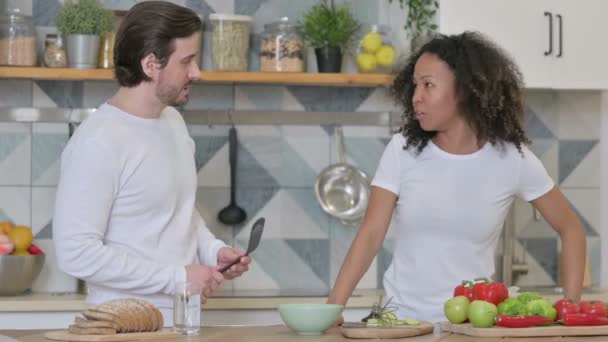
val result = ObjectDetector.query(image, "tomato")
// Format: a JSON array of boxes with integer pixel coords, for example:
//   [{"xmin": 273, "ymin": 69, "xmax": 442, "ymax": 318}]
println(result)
[
  {"xmin": 554, "ymin": 299, "xmax": 580, "ymax": 320},
  {"xmin": 579, "ymin": 301, "xmax": 607, "ymax": 317},
  {"xmin": 467, "ymin": 300, "xmax": 497, "ymax": 328},
  {"xmin": 444, "ymin": 296, "xmax": 469, "ymax": 324}
]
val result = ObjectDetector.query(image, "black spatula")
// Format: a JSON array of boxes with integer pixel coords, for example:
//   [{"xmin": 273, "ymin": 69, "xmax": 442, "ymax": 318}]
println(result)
[{"xmin": 219, "ymin": 217, "xmax": 265, "ymax": 273}]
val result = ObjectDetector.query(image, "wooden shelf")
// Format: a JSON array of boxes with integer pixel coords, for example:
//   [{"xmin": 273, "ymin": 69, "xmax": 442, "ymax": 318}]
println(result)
[{"xmin": 0, "ymin": 67, "xmax": 394, "ymax": 86}]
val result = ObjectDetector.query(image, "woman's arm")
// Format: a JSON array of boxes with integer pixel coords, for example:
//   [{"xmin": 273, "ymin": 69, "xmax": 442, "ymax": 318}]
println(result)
[
  {"xmin": 327, "ymin": 186, "xmax": 397, "ymax": 306},
  {"xmin": 531, "ymin": 186, "xmax": 586, "ymax": 301}
]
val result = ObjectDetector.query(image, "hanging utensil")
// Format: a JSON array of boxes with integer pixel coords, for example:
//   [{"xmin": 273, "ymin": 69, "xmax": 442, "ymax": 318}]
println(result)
[
  {"xmin": 219, "ymin": 217, "xmax": 265, "ymax": 273},
  {"xmin": 314, "ymin": 126, "xmax": 370, "ymax": 225},
  {"xmin": 218, "ymin": 126, "xmax": 247, "ymax": 225}
]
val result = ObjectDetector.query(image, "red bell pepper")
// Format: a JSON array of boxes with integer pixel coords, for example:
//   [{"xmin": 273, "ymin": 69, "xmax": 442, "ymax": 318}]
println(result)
[
  {"xmin": 563, "ymin": 313, "xmax": 608, "ymax": 326},
  {"xmin": 496, "ymin": 314, "xmax": 553, "ymax": 328},
  {"xmin": 579, "ymin": 301, "xmax": 607, "ymax": 317},
  {"xmin": 472, "ymin": 277, "xmax": 508, "ymax": 306},
  {"xmin": 453, "ymin": 280, "xmax": 474, "ymax": 301},
  {"xmin": 554, "ymin": 299, "xmax": 580, "ymax": 321}
]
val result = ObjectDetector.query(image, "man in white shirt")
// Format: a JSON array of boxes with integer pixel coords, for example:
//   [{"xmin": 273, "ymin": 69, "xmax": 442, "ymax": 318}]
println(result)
[{"xmin": 52, "ymin": 1, "xmax": 250, "ymax": 324}]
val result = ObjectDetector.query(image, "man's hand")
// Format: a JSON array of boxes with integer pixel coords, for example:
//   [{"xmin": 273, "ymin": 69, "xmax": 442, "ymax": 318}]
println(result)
[
  {"xmin": 217, "ymin": 246, "xmax": 251, "ymax": 279},
  {"xmin": 185, "ymin": 264, "xmax": 224, "ymax": 303}
]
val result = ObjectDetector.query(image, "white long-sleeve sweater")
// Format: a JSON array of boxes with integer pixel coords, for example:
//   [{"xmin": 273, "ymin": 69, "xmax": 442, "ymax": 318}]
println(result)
[{"xmin": 53, "ymin": 104, "xmax": 225, "ymax": 324}]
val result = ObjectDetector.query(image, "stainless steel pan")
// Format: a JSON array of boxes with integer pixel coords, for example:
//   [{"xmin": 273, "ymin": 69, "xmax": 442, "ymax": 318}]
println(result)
[{"xmin": 315, "ymin": 126, "xmax": 370, "ymax": 225}]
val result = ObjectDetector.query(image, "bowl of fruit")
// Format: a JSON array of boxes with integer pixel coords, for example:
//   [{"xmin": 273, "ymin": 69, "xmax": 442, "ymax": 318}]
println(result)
[{"xmin": 0, "ymin": 221, "xmax": 45, "ymax": 296}]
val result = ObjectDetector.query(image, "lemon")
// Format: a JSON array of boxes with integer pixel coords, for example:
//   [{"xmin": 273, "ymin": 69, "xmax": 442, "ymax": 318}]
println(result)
[
  {"xmin": 376, "ymin": 45, "xmax": 396, "ymax": 67},
  {"xmin": 7, "ymin": 226, "xmax": 33, "ymax": 250},
  {"xmin": 361, "ymin": 32, "xmax": 383, "ymax": 53},
  {"xmin": 356, "ymin": 53, "xmax": 377, "ymax": 73}
]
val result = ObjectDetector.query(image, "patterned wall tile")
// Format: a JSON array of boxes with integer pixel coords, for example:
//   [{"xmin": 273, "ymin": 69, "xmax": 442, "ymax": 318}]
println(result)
[
  {"xmin": 285, "ymin": 239, "xmax": 330, "ymax": 287},
  {"xmin": 518, "ymin": 237, "xmax": 559, "ymax": 284},
  {"xmin": 525, "ymin": 107, "xmax": 555, "ymax": 139},
  {"xmin": 562, "ymin": 188, "xmax": 599, "ymax": 237},
  {"xmin": 234, "ymin": 85, "xmax": 284, "ymax": 111},
  {"xmin": 83, "ymin": 81, "xmax": 118, "ymax": 108},
  {"xmin": 329, "ymin": 220, "xmax": 378, "ymax": 289},
  {"xmin": 32, "ymin": 187, "xmax": 56, "ymax": 237},
  {"xmin": 556, "ymin": 91, "xmax": 602, "ymax": 140},
  {"xmin": 32, "ymin": 123, "xmax": 68, "ymax": 186},
  {"xmin": 512, "ymin": 239, "xmax": 557, "ymax": 288},
  {"xmin": 561, "ymin": 143, "xmax": 600, "ymax": 188},
  {"xmin": 356, "ymin": 88, "xmax": 400, "ymax": 113},
  {"xmin": 558, "ymin": 140, "xmax": 598, "ymax": 184},
  {"xmin": 281, "ymin": 187, "xmax": 331, "ymax": 237},
  {"xmin": 32, "ymin": 0, "xmax": 58, "ymax": 26},
  {"xmin": 0, "ymin": 186, "xmax": 31, "ymax": 227},
  {"xmin": 0, "ymin": 80, "xmax": 32, "ymax": 107},
  {"xmin": 195, "ymin": 187, "xmax": 233, "ymax": 246},
  {"xmin": 525, "ymin": 90, "xmax": 558, "ymax": 137},
  {"xmin": 235, "ymin": 239, "xmax": 328, "ymax": 290},
  {"xmin": 281, "ymin": 126, "xmax": 330, "ymax": 174},
  {"xmin": 0, "ymin": 123, "xmax": 31, "ymax": 186},
  {"xmin": 286, "ymin": 86, "xmax": 374, "ymax": 112},
  {"xmin": 183, "ymin": 84, "xmax": 233, "ymax": 111},
  {"xmin": 35, "ymin": 80, "xmax": 83, "ymax": 108}
]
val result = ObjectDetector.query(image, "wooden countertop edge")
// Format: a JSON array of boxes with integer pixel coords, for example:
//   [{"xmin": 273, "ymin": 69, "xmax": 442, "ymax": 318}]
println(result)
[{"xmin": 0, "ymin": 293, "xmax": 379, "ymax": 312}]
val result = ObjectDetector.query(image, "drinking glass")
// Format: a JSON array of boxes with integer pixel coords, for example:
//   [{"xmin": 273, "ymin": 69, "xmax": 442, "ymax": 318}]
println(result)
[{"xmin": 173, "ymin": 281, "xmax": 202, "ymax": 336}]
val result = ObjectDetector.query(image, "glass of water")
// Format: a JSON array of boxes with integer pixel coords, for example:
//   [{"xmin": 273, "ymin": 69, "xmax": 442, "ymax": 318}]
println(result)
[{"xmin": 173, "ymin": 281, "xmax": 202, "ymax": 336}]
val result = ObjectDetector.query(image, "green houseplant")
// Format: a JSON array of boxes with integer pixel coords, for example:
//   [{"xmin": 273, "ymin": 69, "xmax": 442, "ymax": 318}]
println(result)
[
  {"xmin": 389, "ymin": 0, "xmax": 438, "ymax": 53},
  {"xmin": 55, "ymin": 0, "xmax": 114, "ymax": 69},
  {"xmin": 300, "ymin": 0, "xmax": 360, "ymax": 73}
]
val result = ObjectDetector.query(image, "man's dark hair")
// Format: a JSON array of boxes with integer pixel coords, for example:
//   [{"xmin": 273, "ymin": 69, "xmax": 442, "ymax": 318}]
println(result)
[
  {"xmin": 391, "ymin": 31, "xmax": 529, "ymax": 154},
  {"xmin": 114, "ymin": 1, "xmax": 201, "ymax": 87}
]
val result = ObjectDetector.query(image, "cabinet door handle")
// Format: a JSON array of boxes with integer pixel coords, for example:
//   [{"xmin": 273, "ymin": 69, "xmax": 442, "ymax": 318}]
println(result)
[
  {"xmin": 544, "ymin": 11, "xmax": 553, "ymax": 56},
  {"xmin": 556, "ymin": 14, "xmax": 563, "ymax": 57}
]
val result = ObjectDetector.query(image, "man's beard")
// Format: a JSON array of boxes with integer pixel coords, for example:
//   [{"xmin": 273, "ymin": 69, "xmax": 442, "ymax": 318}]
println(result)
[{"xmin": 157, "ymin": 82, "xmax": 190, "ymax": 107}]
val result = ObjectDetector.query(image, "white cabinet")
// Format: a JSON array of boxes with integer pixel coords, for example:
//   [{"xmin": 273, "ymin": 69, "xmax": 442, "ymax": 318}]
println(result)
[{"xmin": 438, "ymin": 0, "xmax": 608, "ymax": 89}]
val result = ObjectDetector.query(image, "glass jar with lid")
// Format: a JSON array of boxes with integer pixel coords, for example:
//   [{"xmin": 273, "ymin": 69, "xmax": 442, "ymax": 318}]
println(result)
[
  {"xmin": 260, "ymin": 17, "xmax": 305, "ymax": 72},
  {"xmin": 0, "ymin": 9, "xmax": 36, "ymax": 66},
  {"xmin": 43, "ymin": 34, "xmax": 67, "ymax": 68},
  {"xmin": 209, "ymin": 14, "xmax": 252, "ymax": 71}
]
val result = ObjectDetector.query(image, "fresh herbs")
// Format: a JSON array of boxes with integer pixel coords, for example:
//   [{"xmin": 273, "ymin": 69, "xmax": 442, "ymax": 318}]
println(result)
[
  {"xmin": 56, "ymin": 0, "xmax": 114, "ymax": 35},
  {"xmin": 300, "ymin": 0, "xmax": 361, "ymax": 51},
  {"xmin": 389, "ymin": 0, "xmax": 438, "ymax": 51},
  {"xmin": 362, "ymin": 297, "xmax": 398, "ymax": 325}
]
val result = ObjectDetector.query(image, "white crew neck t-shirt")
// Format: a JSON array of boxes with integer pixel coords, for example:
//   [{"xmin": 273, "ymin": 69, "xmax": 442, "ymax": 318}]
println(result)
[{"xmin": 371, "ymin": 133, "xmax": 554, "ymax": 322}]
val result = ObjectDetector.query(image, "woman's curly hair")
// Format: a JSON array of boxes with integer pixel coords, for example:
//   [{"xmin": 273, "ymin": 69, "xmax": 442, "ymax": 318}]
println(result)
[{"xmin": 391, "ymin": 31, "xmax": 530, "ymax": 154}]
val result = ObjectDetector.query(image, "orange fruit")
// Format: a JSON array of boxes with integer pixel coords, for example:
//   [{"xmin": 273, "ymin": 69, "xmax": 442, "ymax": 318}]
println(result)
[
  {"xmin": 12, "ymin": 248, "xmax": 29, "ymax": 256},
  {"xmin": 7, "ymin": 226, "xmax": 33, "ymax": 250},
  {"xmin": 0, "ymin": 221, "xmax": 14, "ymax": 234}
]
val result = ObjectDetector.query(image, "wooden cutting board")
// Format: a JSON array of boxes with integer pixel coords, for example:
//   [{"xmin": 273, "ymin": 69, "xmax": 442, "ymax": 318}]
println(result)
[
  {"xmin": 441, "ymin": 322, "xmax": 608, "ymax": 337},
  {"xmin": 44, "ymin": 330, "xmax": 181, "ymax": 341},
  {"xmin": 341, "ymin": 321, "xmax": 434, "ymax": 339}
]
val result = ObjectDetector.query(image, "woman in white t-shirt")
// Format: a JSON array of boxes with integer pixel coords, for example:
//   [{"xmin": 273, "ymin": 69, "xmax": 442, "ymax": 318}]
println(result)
[{"xmin": 327, "ymin": 32, "xmax": 586, "ymax": 323}]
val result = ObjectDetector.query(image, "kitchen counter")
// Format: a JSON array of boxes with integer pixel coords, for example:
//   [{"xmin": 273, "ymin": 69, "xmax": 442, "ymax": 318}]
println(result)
[
  {"xmin": 1, "ymin": 288, "xmax": 606, "ymax": 312},
  {"xmin": 3, "ymin": 326, "xmax": 608, "ymax": 342},
  {"xmin": 0, "ymin": 289, "xmax": 382, "ymax": 312}
]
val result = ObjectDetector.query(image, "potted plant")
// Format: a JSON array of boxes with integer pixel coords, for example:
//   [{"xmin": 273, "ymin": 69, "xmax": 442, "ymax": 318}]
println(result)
[
  {"xmin": 389, "ymin": 0, "xmax": 438, "ymax": 53},
  {"xmin": 300, "ymin": 0, "xmax": 360, "ymax": 73},
  {"xmin": 56, "ymin": 0, "xmax": 114, "ymax": 69}
]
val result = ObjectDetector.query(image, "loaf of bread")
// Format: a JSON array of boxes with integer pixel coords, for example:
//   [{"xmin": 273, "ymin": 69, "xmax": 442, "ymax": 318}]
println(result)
[{"xmin": 72, "ymin": 298, "xmax": 163, "ymax": 335}]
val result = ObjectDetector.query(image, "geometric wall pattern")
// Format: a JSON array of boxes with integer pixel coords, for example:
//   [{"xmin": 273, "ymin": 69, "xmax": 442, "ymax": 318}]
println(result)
[{"xmin": 0, "ymin": 1, "xmax": 602, "ymax": 294}]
